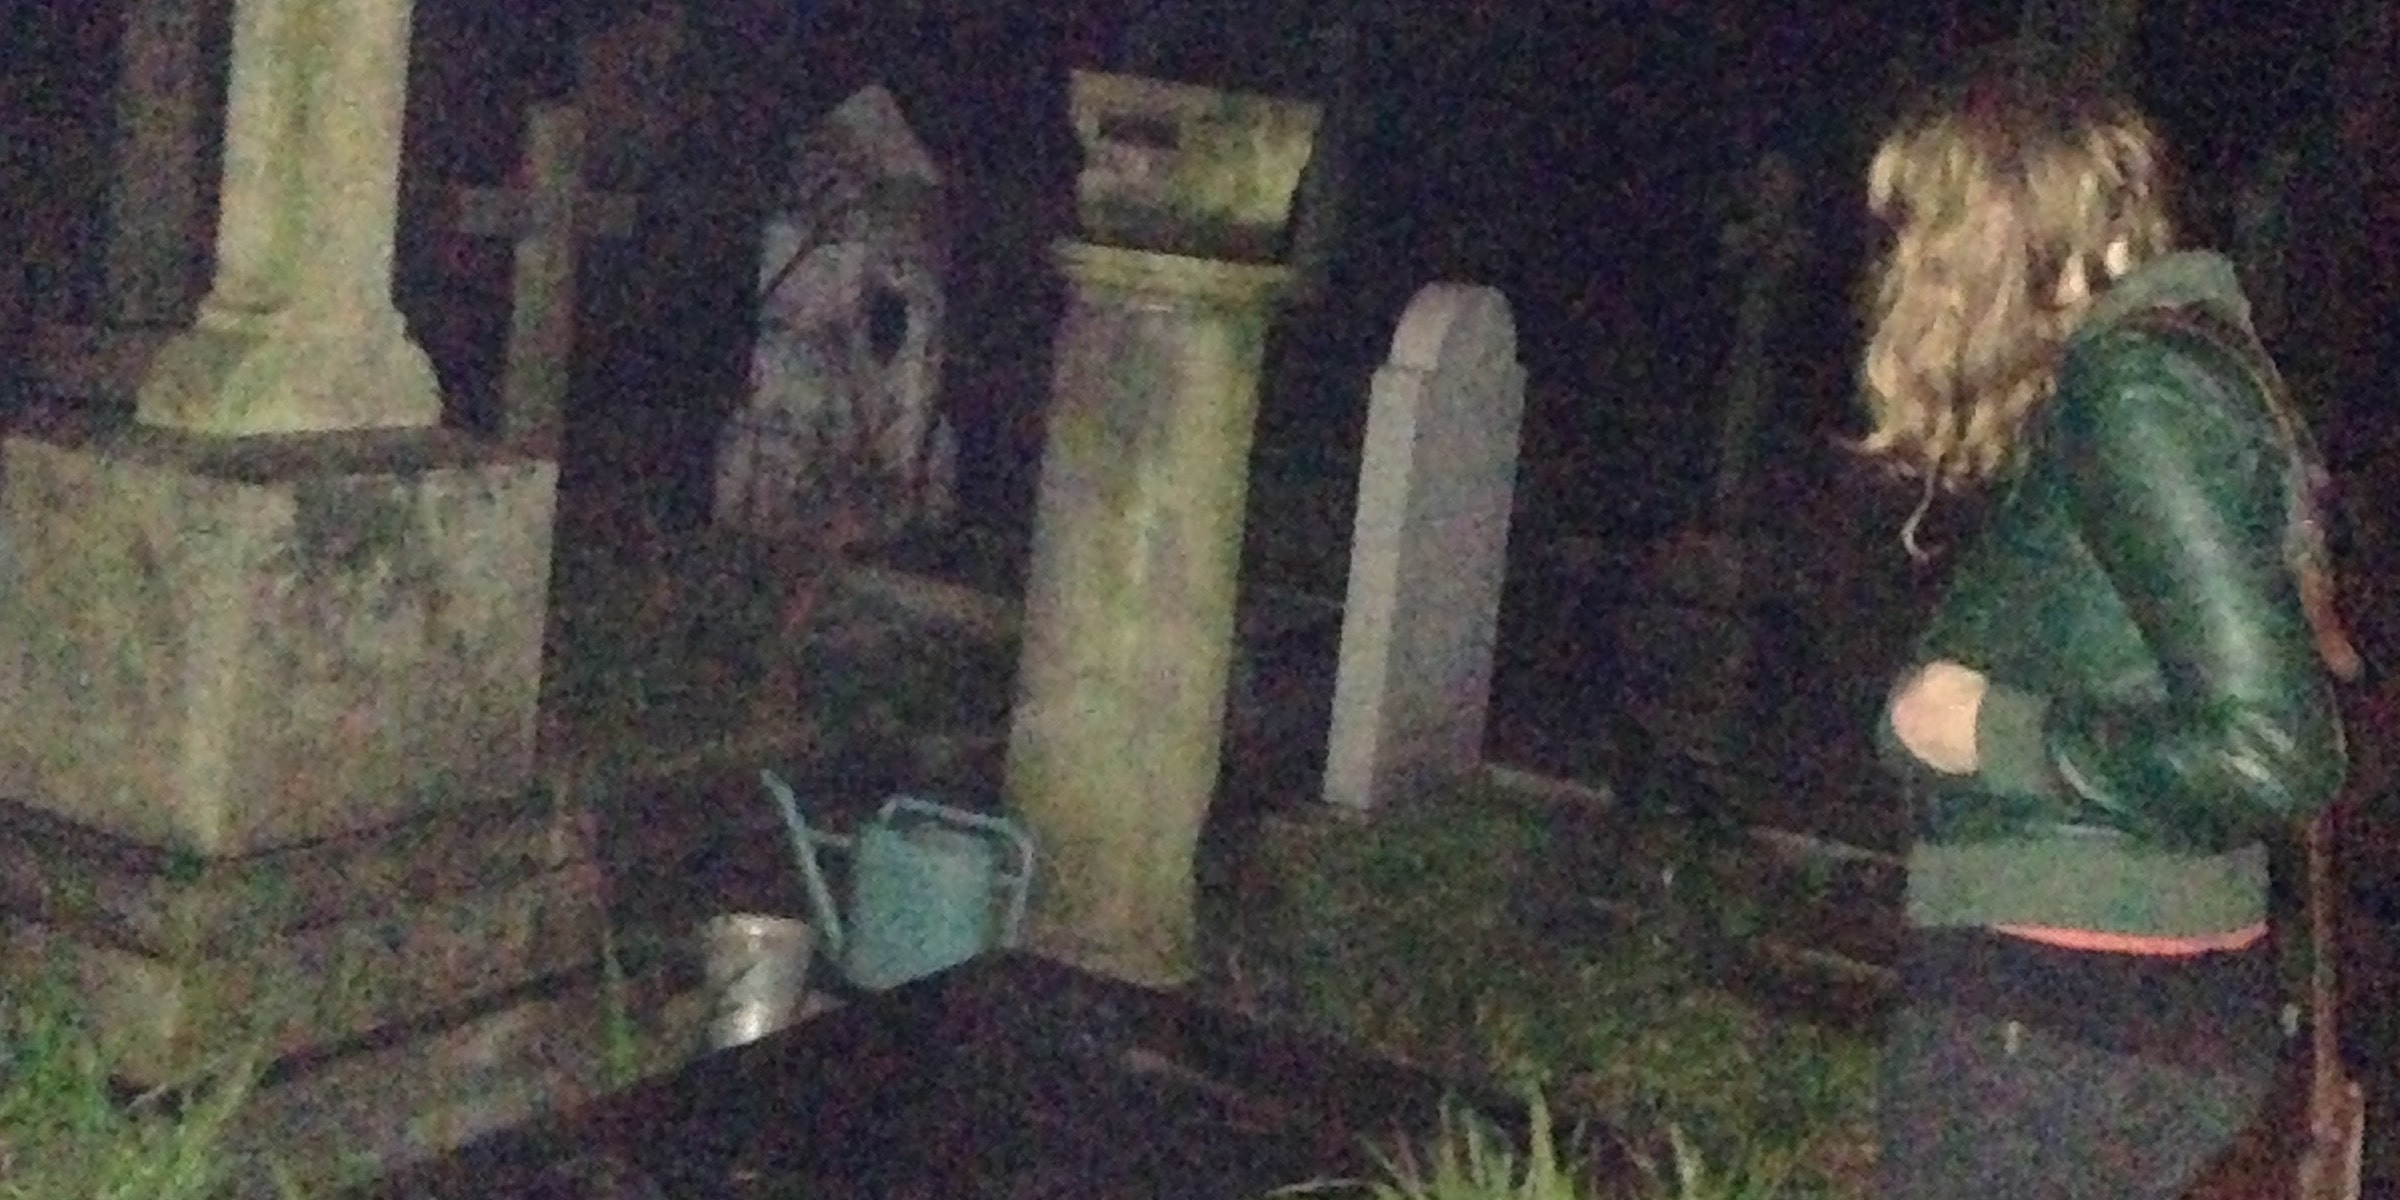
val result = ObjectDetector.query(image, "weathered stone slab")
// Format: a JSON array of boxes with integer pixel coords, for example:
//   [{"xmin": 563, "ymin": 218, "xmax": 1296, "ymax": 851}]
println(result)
[
  {"xmin": 219, "ymin": 965, "xmax": 721, "ymax": 1194},
  {"xmin": 0, "ymin": 423, "xmax": 556, "ymax": 856}
]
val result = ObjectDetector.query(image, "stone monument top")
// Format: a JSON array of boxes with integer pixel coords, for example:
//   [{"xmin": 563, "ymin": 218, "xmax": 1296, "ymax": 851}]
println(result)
[
  {"xmin": 1066, "ymin": 69, "xmax": 1321, "ymax": 263},
  {"xmin": 810, "ymin": 84, "xmax": 942, "ymax": 190}
]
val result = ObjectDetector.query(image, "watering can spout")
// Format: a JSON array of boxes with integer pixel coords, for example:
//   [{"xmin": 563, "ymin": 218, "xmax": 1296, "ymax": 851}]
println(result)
[{"xmin": 760, "ymin": 769, "xmax": 845, "ymax": 961}]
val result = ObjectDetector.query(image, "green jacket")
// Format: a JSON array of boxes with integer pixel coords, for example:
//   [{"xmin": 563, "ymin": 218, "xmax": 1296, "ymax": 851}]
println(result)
[{"xmin": 1880, "ymin": 251, "xmax": 2348, "ymax": 936}]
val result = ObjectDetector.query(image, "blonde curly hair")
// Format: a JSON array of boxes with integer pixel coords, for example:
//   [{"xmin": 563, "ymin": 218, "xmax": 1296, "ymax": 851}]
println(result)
[{"xmin": 1855, "ymin": 46, "xmax": 2176, "ymax": 549}]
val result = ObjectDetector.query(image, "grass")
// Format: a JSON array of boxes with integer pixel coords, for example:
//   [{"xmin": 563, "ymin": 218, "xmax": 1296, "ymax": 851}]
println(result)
[
  {"xmin": 1275, "ymin": 1095, "xmax": 1801, "ymax": 1200},
  {"xmin": 0, "ymin": 954, "xmax": 271, "ymax": 1200},
  {"xmin": 0, "ymin": 927, "xmax": 666, "ymax": 1200},
  {"xmin": 1203, "ymin": 784, "xmax": 1879, "ymax": 1198}
]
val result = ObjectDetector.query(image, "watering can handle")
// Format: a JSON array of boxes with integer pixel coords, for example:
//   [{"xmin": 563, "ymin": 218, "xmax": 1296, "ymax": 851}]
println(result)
[
  {"xmin": 761, "ymin": 769, "xmax": 846, "ymax": 959},
  {"xmin": 878, "ymin": 796, "xmax": 1038, "ymax": 950}
]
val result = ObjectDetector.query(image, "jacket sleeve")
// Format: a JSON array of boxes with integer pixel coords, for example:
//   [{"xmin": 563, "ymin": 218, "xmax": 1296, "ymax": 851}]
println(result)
[{"xmin": 2035, "ymin": 336, "xmax": 2346, "ymax": 850}]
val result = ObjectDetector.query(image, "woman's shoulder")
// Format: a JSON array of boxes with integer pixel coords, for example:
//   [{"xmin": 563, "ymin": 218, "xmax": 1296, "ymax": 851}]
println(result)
[{"xmin": 2055, "ymin": 306, "xmax": 2282, "ymax": 442}]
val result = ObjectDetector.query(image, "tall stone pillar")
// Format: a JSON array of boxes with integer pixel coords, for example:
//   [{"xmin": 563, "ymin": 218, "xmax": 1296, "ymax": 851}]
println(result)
[
  {"xmin": 1005, "ymin": 71, "xmax": 1318, "ymax": 987},
  {"xmin": 0, "ymin": 0, "xmax": 619, "ymax": 1182},
  {"xmin": 136, "ymin": 0, "xmax": 440, "ymax": 435}
]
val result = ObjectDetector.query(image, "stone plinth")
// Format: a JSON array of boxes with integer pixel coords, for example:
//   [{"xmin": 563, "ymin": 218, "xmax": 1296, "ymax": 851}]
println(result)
[
  {"xmin": 0, "ymin": 424, "xmax": 555, "ymax": 856},
  {"xmin": 0, "ymin": 791, "xmax": 604, "ymax": 1088},
  {"xmin": 136, "ymin": 308, "xmax": 441, "ymax": 437},
  {"xmin": 211, "ymin": 956, "xmax": 719, "ymax": 1193},
  {"xmin": 1004, "ymin": 241, "xmax": 1289, "ymax": 987}
]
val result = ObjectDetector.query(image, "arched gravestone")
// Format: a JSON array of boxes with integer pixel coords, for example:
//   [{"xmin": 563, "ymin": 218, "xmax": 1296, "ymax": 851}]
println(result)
[
  {"xmin": 713, "ymin": 84, "xmax": 954, "ymax": 545},
  {"xmin": 1323, "ymin": 284, "xmax": 1526, "ymax": 813}
]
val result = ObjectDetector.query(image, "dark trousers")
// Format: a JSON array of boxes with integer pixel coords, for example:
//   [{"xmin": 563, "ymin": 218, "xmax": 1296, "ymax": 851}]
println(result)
[{"xmin": 1877, "ymin": 928, "xmax": 2287, "ymax": 1199}]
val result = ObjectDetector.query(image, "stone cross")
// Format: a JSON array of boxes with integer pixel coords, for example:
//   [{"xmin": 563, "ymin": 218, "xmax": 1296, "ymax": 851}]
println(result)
[
  {"xmin": 135, "ymin": 0, "xmax": 441, "ymax": 434},
  {"xmin": 573, "ymin": 5, "xmax": 690, "ymax": 190},
  {"xmin": 456, "ymin": 105, "xmax": 638, "ymax": 452},
  {"xmin": 1322, "ymin": 284, "xmax": 1526, "ymax": 814}
]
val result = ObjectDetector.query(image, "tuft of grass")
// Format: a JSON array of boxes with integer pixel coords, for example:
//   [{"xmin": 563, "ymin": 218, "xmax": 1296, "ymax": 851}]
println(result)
[
  {"xmin": 0, "ymin": 959, "xmax": 269, "ymax": 1200},
  {"xmin": 1271, "ymin": 1090, "xmax": 1800, "ymax": 1200},
  {"xmin": 1274, "ymin": 1091, "xmax": 1604, "ymax": 1200}
]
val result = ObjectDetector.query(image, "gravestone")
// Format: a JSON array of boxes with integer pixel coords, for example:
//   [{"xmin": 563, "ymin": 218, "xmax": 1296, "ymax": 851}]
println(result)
[
  {"xmin": 454, "ymin": 104, "xmax": 639, "ymax": 453},
  {"xmin": 1321, "ymin": 284, "xmax": 1526, "ymax": 814},
  {"xmin": 713, "ymin": 84, "xmax": 955, "ymax": 544},
  {"xmin": 0, "ymin": 0, "xmax": 654, "ymax": 1185}
]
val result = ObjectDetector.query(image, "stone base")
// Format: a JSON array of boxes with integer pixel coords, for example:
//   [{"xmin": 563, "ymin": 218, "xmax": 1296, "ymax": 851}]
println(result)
[
  {"xmin": 0, "ymin": 792, "xmax": 605, "ymax": 1087},
  {"xmin": 0, "ymin": 422, "xmax": 557, "ymax": 855},
  {"xmin": 218, "ymin": 966, "xmax": 723, "ymax": 1196},
  {"xmin": 135, "ymin": 310, "xmax": 442, "ymax": 436}
]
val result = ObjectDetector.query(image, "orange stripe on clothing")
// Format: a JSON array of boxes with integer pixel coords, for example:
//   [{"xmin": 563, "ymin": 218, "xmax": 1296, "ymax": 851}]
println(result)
[{"xmin": 1991, "ymin": 921, "xmax": 2270, "ymax": 956}]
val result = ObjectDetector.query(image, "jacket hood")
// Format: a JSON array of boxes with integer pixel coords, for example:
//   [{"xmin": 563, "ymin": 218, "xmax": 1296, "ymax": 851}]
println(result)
[{"xmin": 2076, "ymin": 250, "xmax": 2255, "ymax": 343}]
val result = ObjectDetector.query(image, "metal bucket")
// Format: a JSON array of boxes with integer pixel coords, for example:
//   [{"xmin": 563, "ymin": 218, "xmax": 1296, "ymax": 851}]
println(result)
[{"xmin": 699, "ymin": 913, "xmax": 814, "ymax": 1050}]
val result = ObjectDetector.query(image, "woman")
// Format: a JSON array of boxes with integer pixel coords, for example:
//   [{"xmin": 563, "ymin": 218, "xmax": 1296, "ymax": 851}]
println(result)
[{"xmin": 1857, "ymin": 46, "xmax": 2356, "ymax": 1197}]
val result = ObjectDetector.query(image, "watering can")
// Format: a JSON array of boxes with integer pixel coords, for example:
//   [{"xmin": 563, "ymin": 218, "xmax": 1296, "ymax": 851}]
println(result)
[{"xmin": 759, "ymin": 769, "xmax": 1035, "ymax": 992}]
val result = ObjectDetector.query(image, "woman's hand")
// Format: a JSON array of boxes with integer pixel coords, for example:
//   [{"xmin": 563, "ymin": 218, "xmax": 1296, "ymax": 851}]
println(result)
[{"xmin": 1891, "ymin": 660, "xmax": 1989, "ymax": 775}]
